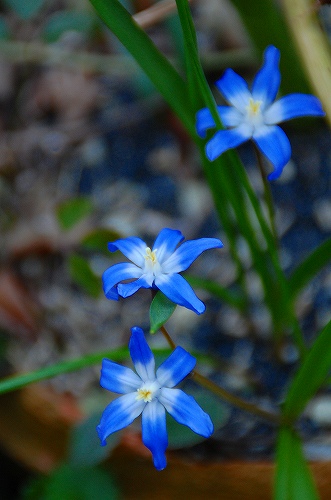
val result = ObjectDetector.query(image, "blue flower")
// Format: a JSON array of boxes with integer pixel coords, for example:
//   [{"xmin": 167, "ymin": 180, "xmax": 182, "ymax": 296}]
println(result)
[
  {"xmin": 97, "ymin": 326, "xmax": 213, "ymax": 470},
  {"xmin": 102, "ymin": 228, "xmax": 223, "ymax": 314},
  {"xmin": 196, "ymin": 45, "xmax": 325, "ymax": 180}
]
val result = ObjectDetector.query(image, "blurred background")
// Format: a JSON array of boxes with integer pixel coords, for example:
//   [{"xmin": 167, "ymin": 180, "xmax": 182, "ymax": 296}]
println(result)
[{"xmin": 0, "ymin": 0, "xmax": 330, "ymax": 498}]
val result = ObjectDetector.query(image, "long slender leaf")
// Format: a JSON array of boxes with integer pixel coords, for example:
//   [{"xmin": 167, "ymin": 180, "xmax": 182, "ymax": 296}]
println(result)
[
  {"xmin": 185, "ymin": 275, "xmax": 246, "ymax": 310},
  {"xmin": 283, "ymin": 318, "xmax": 331, "ymax": 420},
  {"xmin": 275, "ymin": 427, "xmax": 318, "ymax": 500},
  {"xmin": 175, "ymin": 0, "xmax": 299, "ymax": 343},
  {"xmin": 89, "ymin": 0, "xmax": 194, "ymax": 135},
  {"xmin": 0, "ymin": 346, "xmax": 170, "ymax": 395},
  {"xmin": 288, "ymin": 237, "xmax": 331, "ymax": 298}
]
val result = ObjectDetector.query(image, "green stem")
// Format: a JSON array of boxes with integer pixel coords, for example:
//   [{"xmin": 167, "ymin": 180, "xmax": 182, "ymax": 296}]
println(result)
[
  {"xmin": 160, "ymin": 324, "xmax": 281, "ymax": 424},
  {"xmin": 254, "ymin": 144, "xmax": 278, "ymax": 243},
  {"xmin": 192, "ymin": 371, "xmax": 280, "ymax": 424}
]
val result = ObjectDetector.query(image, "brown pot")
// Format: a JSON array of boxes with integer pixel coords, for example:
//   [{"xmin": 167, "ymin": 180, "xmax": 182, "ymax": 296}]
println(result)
[
  {"xmin": 0, "ymin": 384, "xmax": 330, "ymax": 499},
  {"xmin": 107, "ymin": 441, "xmax": 331, "ymax": 500}
]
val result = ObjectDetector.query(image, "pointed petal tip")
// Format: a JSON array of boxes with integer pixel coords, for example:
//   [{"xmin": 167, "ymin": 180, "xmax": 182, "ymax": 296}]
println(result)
[
  {"xmin": 96, "ymin": 425, "xmax": 107, "ymax": 446},
  {"xmin": 195, "ymin": 302, "xmax": 206, "ymax": 315},
  {"xmin": 130, "ymin": 325, "xmax": 145, "ymax": 337},
  {"xmin": 154, "ymin": 461, "xmax": 167, "ymax": 471},
  {"xmin": 267, "ymin": 169, "xmax": 282, "ymax": 181},
  {"xmin": 265, "ymin": 44, "xmax": 280, "ymax": 58},
  {"xmin": 206, "ymin": 144, "xmax": 219, "ymax": 162},
  {"xmin": 203, "ymin": 416, "xmax": 214, "ymax": 438}
]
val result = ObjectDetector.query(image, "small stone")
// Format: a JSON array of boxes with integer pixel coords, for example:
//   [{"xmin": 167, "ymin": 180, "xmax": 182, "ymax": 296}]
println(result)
[
  {"xmin": 313, "ymin": 198, "xmax": 331, "ymax": 231},
  {"xmin": 307, "ymin": 396, "xmax": 331, "ymax": 425}
]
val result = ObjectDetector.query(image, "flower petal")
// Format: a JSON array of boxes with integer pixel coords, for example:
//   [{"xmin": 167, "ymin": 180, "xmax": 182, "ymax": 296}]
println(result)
[
  {"xmin": 97, "ymin": 393, "xmax": 145, "ymax": 445},
  {"xmin": 253, "ymin": 125, "xmax": 291, "ymax": 180},
  {"xmin": 108, "ymin": 236, "xmax": 147, "ymax": 267},
  {"xmin": 218, "ymin": 106, "xmax": 243, "ymax": 127},
  {"xmin": 102, "ymin": 262, "xmax": 142, "ymax": 300},
  {"xmin": 156, "ymin": 346, "xmax": 196, "ymax": 388},
  {"xmin": 129, "ymin": 327, "xmax": 156, "ymax": 382},
  {"xmin": 215, "ymin": 68, "xmax": 251, "ymax": 111},
  {"xmin": 142, "ymin": 400, "xmax": 168, "ymax": 470},
  {"xmin": 196, "ymin": 106, "xmax": 242, "ymax": 138},
  {"xmin": 264, "ymin": 93, "xmax": 325, "ymax": 124},
  {"xmin": 117, "ymin": 274, "xmax": 153, "ymax": 298},
  {"xmin": 206, "ymin": 124, "xmax": 252, "ymax": 161},
  {"xmin": 196, "ymin": 107, "xmax": 216, "ymax": 138},
  {"xmin": 159, "ymin": 388, "xmax": 214, "ymax": 437},
  {"xmin": 100, "ymin": 359, "xmax": 141, "ymax": 393},
  {"xmin": 252, "ymin": 45, "xmax": 280, "ymax": 108},
  {"xmin": 162, "ymin": 238, "xmax": 223, "ymax": 274},
  {"xmin": 155, "ymin": 273, "xmax": 205, "ymax": 314},
  {"xmin": 152, "ymin": 228, "xmax": 184, "ymax": 264}
]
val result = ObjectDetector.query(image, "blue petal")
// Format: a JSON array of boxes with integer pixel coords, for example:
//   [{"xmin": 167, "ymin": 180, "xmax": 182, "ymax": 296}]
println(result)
[
  {"xmin": 152, "ymin": 228, "xmax": 184, "ymax": 264},
  {"xmin": 206, "ymin": 124, "xmax": 252, "ymax": 161},
  {"xmin": 142, "ymin": 400, "xmax": 168, "ymax": 470},
  {"xmin": 155, "ymin": 273, "xmax": 205, "ymax": 314},
  {"xmin": 108, "ymin": 236, "xmax": 147, "ymax": 267},
  {"xmin": 253, "ymin": 125, "xmax": 291, "ymax": 181},
  {"xmin": 156, "ymin": 346, "xmax": 196, "ymax": 388},
  {"xmin": 215, "ymin": 68, "xmax": 251, "ymax": 111},
  {"xmin": 196, "ymin": 107, "xmax": 242, "ymax": 138},
  {"xmin": 129, "ymin": 327, "xmax": 156, "ymax": 382},
  {"xmin": 159, "ymin": 388, "xmax": 213, "ymax": 437},
  {"xmin": 117, "ymin": 274, "xmax": 153, "ymax": 298},
  {"xmin": 97, "ymin": 393, "xmax": 145, "ymax": 445},
  {"xmin": 218, "ymin": 106, "xmax": 243, "ymax": 127},
  {"xmin": 162, "ymin": 238, "xmax": 223, "ymax": 274},
  {"xmin": 196, "ymin": 107, "xmax": 216, "ymax": 138},
  {"xmin": 100, "ymin": 359, "xmax": 141, "ymax": 393},
  {"xmin": 264, "ymin": 93, "xmax": 325, "ymax": 124},
  {"xmin": 252, "ymin": 45, "xmax": 280, "ymax": 108},
  {"xmin": 102, "ymin": 263, "xmax": 142, "ymax": 300}
]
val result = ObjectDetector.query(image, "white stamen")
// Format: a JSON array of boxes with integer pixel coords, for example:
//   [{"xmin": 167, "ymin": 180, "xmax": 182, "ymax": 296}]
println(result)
[
  {"xmin": 143, "ymin": 247, "xmax": 162, "ymax": 276},
  {"xmin": 135, "ymin": 381, "xmax": 160, "ymax": 403}
]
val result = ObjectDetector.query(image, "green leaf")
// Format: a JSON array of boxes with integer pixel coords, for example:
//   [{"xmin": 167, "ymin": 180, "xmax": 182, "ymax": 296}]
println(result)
[
  {"xmin": 57, "ymin": 197, "xmax": 93, "ymax": 231},
  {"xmin": 283, "ymin": 318, "xmax": 331, "ymax": 420},
  {"xmin": 68, "ymin": 253, "xmax": 101, "ymax": 298},
  {"xmin": 0, "ymin": 345, "xmax": 170, "ymax": 395},
  {"xmin": 149, "ymin": 291, "xmax": 177, "ymax": 334},
  {"xmin": 81, "ymin": 228, "xmax": 121, "ymax": 254},
  {"xmin": 43, "ymin": 11, "xmax": 96, "ymax": 43},
  {"xmin": 175, "ymin": 0, "xmax": 297, "ymax": 345},
  {"xmin": 275, "ymin": 427, "xmax": 318, "ymax": 500},
  {"xmin": 288, "ymin": 237, "xmax": 331, "ymax": 298},
  {"xmin": 88, "ymin": 0, "xmax": 194, "ymax": 136},
  {"xmin": 23, "ymin": 463, "xmax": 119, "ymax": 500},
  {"xmin": 68, "ymin": 413, "xmax": 120, "ymax": 467},
  {"xmin": 185, "ymin": 275, "xmax": 246, "ymax": 310},
  {"xmin": 3, "ymin": 0, "xmax": 45, "ymax": 19},
  {"xmin": 167, "ymin": 386, "xmax": 229, "ymax": 449}
]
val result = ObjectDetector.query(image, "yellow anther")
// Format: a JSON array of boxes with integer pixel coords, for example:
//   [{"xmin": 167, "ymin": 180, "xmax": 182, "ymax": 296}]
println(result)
[
  {"xmin": 247, "ymin": 97, "xmax": 262, "ymax": 116},
  {"xmin": 136, "ymin": 388, "xmax": 153, "ymax": 402},
  {"xmin": 145, "ymin": 247, "xmax": 158, "ymax": 264}
]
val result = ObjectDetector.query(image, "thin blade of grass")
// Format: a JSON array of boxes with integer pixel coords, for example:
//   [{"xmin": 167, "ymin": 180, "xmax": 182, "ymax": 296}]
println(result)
[
  {"xmin": 275, "ymin": 427, "xmax": 318, "ymax": 500},
  {"xmin": 89, "ymin": 0, "xmax": 194, "ymax": 135}
]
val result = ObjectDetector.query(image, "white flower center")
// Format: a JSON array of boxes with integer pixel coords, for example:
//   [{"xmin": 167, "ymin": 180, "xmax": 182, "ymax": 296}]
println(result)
[
  {"xmin": 143, "ymin": 247, "xmax": 162, "ymax": 276},
  {"xmin": 136, "ymin": 381, "xmax": 160, "ymax": 402},
  {"xmin": 245, "ymin": 97, "xmax": 264, "ymax": 128}
]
